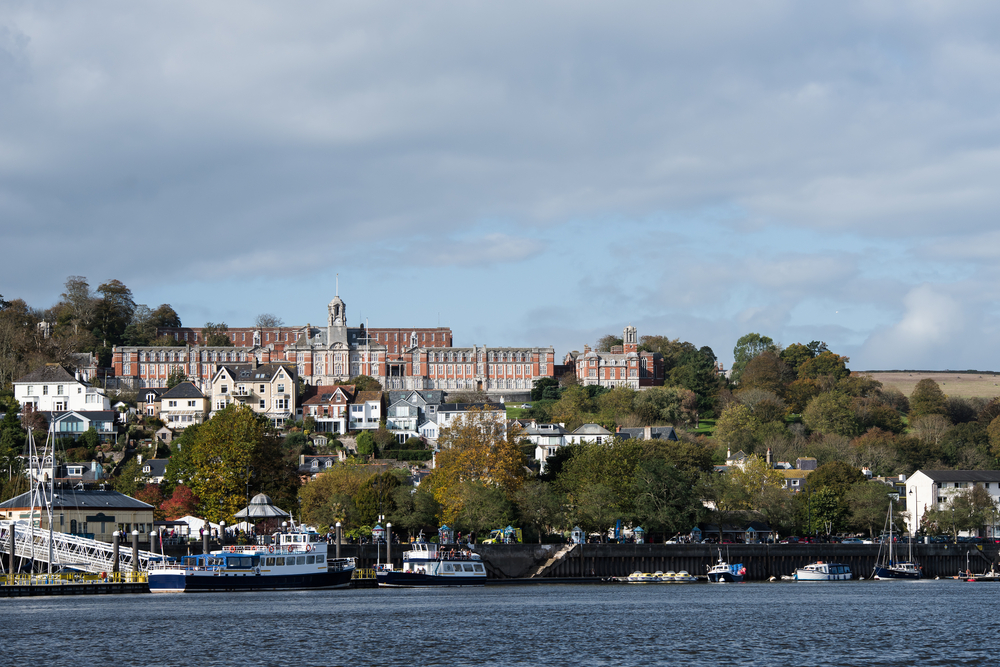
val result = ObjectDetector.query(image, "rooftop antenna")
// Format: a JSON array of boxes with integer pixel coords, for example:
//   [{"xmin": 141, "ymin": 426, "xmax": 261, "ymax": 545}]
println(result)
[{"xmin": 336, "ymin": 273, "xmax": 339, "ymax": 298}]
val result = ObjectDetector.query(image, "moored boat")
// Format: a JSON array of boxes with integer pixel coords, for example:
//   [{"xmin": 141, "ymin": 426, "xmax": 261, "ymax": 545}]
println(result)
[
  {"xmin": 794, "ymin": 561, "xmax": 852, "ymax": 581},
  {"xmin": 147, "ymin": 526, "xmax": 355, "ymax": 593},
  {"xmin": 375, "ymin": 537, "xmax": 486, "ymax": 587},
  {"xmin": 872, "ymin": 502, "xmax": 921, "ymax": 580},
  {"xmin": 707, "ymin": 550, "xmax": 745, "ymax": 583}
]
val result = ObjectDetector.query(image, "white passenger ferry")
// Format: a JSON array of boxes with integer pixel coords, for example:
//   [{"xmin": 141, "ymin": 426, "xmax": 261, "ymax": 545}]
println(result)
[
  {"xmin": 375, "ymin": 537, "xmax": 486, "ymax": 587},
  {"xmin": 148, "ymin": 526, "xmax": 355, "ymax": 593}
]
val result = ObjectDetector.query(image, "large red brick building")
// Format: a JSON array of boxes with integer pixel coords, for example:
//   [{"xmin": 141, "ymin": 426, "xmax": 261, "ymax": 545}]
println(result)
[{"xmin": 111, "ymin": 293, "xmax": 554, "ymax": 395}]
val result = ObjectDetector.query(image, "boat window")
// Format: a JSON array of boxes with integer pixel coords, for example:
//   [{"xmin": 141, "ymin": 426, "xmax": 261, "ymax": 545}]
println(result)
[
  {"xmin": 229, "ymin": 557, "xmax": 252, "ymax": 568},
  {"xmin": 275, "ymin": 557, "xmax": 285, "ymax": 566},
  {"xmin": 444, "ymin": 564, "xmax": 453, "ymax": 572},
  {"xmin": 307, "ymin": 555, "xmax": 315, "ymax": 564},
  {"xmin": 297, "ymin": 556, "xmax": 306, "ymax": 565},
  {"xmin": 474, "ymin": 564, "xmax": 484, "ymax": 572},
  {"xmin": 265, "ymin": 557, "xmax": 275, "ymax": 566},
  {"xmin": 463, "ymin": 564, "xmax": 475, "ymax": 572}
]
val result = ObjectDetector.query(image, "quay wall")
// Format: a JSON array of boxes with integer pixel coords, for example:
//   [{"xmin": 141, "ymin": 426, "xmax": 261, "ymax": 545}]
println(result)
[{"xmin": 473, "ymin": 543, "xmax": 1000, "ymax": 580}]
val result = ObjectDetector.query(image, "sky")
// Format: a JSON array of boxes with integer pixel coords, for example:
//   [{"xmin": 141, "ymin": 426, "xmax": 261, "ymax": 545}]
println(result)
[{"xmin": 3, "ymin": 2, "xmax": 1000, "ymax": 371}]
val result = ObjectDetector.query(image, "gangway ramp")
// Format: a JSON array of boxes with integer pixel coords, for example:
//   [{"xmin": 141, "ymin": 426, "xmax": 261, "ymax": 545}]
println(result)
[{"xmin": 0, "ymin": 521, "xmax": 158, "ymax": 574}]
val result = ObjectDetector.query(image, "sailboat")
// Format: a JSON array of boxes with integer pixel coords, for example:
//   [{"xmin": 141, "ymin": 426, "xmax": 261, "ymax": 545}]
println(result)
[{"xmin": 872, "ymin": 501, "xmax": 921, "ymax": 580}]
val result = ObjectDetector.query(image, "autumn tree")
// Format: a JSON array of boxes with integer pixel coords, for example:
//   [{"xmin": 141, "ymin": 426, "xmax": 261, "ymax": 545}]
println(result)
[
  {"xmin": 135, "ymin": 483, "xmax": 166, "ymax": 521},
  {"xmin": 433, "ymin": 406, "xmax": 526, "ymax": 524},
  {"xmin": 797, "ymin": 351, "xmax": 850, "ymax": 381},
  {"xmin": 726, "ymin": 455, "xmax": 786, "ymax": 512},
  {"xmin": 160, "ymin": 485, "xmax": 200, "ymax": 520},
  {"xmin": 184, "ymin": 404, "xmax": 296, "ymax": 523},
  {"xmin": 299, "ymin": 464, "xmax": 377, "ymax": 529},
  {"xmin": 802, "ymin": 392, "xmax": 860, "ymax": 437},
  {"xmin": 738, "ymin": 350, "xmax": 793, "ymax": 397}
]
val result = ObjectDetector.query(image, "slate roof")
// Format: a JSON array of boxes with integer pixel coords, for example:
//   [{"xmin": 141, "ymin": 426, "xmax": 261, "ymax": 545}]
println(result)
[
  {"xmin": 0, "ymin": 489, "xmax": 153, "ymax": 510},
  {"xmin": 43, "ymin": 410, "xmax": 118, "ymax": 421},
  {"xmin": 355, "ymin": 391, "xmax": 384, "ymax": 403},
  {"xmin": 216, "ymin": 363, "xmax": 296, "ymax": 382},
  {"xmin": 15, "ymin": 364, "xmax": 78, "ymax": 384},
  {"xmin": 141, "ymin": 459, "xmax": 169, "ymax": 479},
  {"xmin": 160, "ymin": 382, "xmax": 204, "ymax": 399},
  {"xmin": 916, "ymin": 470, "xmax": 1000, "ymax": 483},
  {"xmin": 302, "ymin": 385, "xmax": 355, "ymax": 406},
  {"xmin": 616, "ymin": 426, "xmax": 678, "ymax": 441},
  {"xmin": 572, "ymin": 423, "xmax": 611, "ymax": 436}
]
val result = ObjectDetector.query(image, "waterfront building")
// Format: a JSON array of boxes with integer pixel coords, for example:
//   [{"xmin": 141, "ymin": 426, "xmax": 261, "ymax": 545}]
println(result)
[{"xmin": 905, "ymin": 470, "xmax": 1000, "ymax": 538}]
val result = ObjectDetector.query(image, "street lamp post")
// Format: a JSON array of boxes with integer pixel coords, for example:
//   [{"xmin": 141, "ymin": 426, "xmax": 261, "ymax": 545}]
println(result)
[{"xmin": 909, "ymin": 487, "xmax": 917, "ymax": 539}]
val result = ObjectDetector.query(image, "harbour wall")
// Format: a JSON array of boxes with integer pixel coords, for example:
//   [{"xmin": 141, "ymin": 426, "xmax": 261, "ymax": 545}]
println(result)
[{"xmin": 473, "ymin": 543, "xmax": 1000, "ymax": 580}]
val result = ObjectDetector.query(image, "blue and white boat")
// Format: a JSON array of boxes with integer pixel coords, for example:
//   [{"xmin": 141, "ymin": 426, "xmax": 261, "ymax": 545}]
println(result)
[
  {"xmin": 148, "ymin": 526, "xmax": 355, "ymax": 593},
  {"xmin": 375, "ymin": 537, "xmax": 486, "ymax": 587},
  {"xmin": 707, "ymin": 550, "xmax": 745, "ymax": 583}
]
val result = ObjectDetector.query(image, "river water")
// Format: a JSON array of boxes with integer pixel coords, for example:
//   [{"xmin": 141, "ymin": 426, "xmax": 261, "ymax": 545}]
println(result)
[{"xmin": 4, "ymin": 580, "xmax": 997, "ymax": 666}]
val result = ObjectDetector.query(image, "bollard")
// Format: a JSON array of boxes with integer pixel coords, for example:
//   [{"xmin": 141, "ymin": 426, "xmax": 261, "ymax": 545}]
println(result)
[
  {"xmin": 336, "ymin": 521, "xmax": 341, "ymax": 559},
  {"xmin": 386, "ymin": 522, "xmax": 392, "ymax": 568},
  {"xmin": 112, "ymin": 531, "xmax": 120, "ymax": 574},
  {"xmin": 150, "ymin": 530, "xmax": 158, "ymax": 561},
  {"xmin": 8, "ymin": 527, "xmax": 14, "ymax": 582},
  {"xmin": 202, "ymin": 528, "xmax": 210, "ymax": 555},
  {"xmin": 131, "ymin": 530, "xmax": 140, "ymax": 575}
]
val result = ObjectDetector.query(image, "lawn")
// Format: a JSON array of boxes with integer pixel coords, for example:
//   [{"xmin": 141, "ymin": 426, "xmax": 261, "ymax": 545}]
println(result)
[{"xmin": 861, "ymin": 371, "xmax": 1000, "ymax": 400}]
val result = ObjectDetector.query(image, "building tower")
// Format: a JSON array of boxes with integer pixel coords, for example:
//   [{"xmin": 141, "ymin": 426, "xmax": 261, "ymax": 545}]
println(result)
[{"xmin": 623, "ymin": 324, "xmax": 638, "ymax": 354}]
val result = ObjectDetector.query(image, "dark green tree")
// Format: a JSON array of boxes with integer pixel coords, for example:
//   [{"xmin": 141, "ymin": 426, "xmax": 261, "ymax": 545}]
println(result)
[
  {"xmin": 202, "ymin": 322, "xmax": 233, "ymax": 347},
  {"xmin": 731, "ymin": 333, "xmax": 776, "ymax": 384},
  {"xmin": 909, "ymin": 378, "xmax": 948, "ymax": 420}
]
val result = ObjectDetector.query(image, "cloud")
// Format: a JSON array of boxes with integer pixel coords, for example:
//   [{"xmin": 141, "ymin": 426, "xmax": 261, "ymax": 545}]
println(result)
[{"xmin": 855, "ymin": 285, "xmax": 968, "ymax": 368}]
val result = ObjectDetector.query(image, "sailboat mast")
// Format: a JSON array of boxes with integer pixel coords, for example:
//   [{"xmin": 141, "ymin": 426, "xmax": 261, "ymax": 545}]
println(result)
[{"xmin": 47, "ymin": 426, "xmax": 54, "ymax": 576}]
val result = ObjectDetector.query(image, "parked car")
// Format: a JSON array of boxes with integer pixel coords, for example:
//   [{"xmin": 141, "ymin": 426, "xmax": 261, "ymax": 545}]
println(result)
[
  {"xmin": 840, "ymin": 538, "xmax": 864, "ymax": 544},
  {"xmin": 779, "ymin": 536, "xmax": 800, "ymax": 544},
  {"xmin": 520, "ymin": 403, "xmax": 531, "ymax": 408}
]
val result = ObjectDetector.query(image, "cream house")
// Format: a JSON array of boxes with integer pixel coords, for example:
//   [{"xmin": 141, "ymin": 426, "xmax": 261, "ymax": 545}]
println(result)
[{"xmin": 210, "ymin": 362, "xmax": 297, "ymax": 426}]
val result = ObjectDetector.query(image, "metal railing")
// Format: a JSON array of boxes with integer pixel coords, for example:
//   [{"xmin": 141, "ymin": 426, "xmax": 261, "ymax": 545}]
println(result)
[
  {"xmin": 2, "ymin": 571, "xmax": 147, "ymax": 586},
  {"xmin": 0, "ymin": 522, "xmax": 158, "ymax": 575}
]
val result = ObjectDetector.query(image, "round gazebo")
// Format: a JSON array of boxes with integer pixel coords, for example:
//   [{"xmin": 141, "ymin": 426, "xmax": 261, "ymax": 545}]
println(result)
[{"xmin": 234, "ymin": 493, "xmax": 291, "ymax": 537}]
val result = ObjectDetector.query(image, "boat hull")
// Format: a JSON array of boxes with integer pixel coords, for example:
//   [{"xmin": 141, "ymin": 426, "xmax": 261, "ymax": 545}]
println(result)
[
  {"xmin": 149, "ymin": 567, "xmax": 355, "ymax": 593},
  {"xmin": 376, "ymin": 570, "xmax": 485, "ymax": 587},
  {"xmin": 873, "ymin": 565, "xmax": 921, "ymax": 580},
  {"xmin": 707, "ymin": 570, "xmax": 744, "ymax": 583}
]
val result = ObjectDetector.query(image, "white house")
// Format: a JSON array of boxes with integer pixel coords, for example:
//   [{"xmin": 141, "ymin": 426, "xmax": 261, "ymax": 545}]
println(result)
[
  {"xmin": 14, "ymin": 364, "xmax": 111, "ymax": 412},
  {"xmin": 565, "ymin": 423, "xmax": 612, "ymax": 445},
  {"xmin": 521, "ymin": 422, "xmax": 569, "ymax": 472},
  {"xmin": 436, "ymin": 402, "xmax": 507, "ymax": 429},
  {"xmin": 905, "ymin": 470, "xmax": 1000, "ymax": 537},
  {"xmin": 348, "ymin": 391, "xmax": 384, "ymax": 431}
]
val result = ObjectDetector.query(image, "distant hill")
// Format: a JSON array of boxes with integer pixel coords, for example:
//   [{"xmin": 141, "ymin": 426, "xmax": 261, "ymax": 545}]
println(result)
[{"xmin": 858, "ymin": 371, "xmax": 1000, "ymax": 400}]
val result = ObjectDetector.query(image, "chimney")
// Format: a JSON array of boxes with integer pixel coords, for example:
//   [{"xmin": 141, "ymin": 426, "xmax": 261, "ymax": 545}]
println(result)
[{"xmin": 584, "ymin": 344, "xmax": 591, "ymax": 354}]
